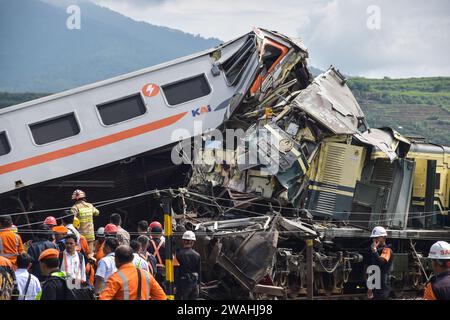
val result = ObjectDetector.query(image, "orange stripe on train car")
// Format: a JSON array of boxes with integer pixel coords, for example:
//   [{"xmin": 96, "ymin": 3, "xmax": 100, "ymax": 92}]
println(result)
[{"xmin": 0, "ymin": 112, "xmax": 187, "ymax": 175}]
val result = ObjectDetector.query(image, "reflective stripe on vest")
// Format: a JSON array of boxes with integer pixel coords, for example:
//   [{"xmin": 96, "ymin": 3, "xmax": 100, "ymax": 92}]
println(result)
[
  {"xmin": 78, "ymin": 207, "xmax": 93, "ymax": 222},
  {"xmin": 117, "ymin": 271, "xmax": 130, "ymax": 300},
  {"xmin": 0, "ymin": 232, "xmax": 20, "ymax": 257},
  {"xmin": 150, "ymin": 240, "xmax": 164, "ymax": 267}
]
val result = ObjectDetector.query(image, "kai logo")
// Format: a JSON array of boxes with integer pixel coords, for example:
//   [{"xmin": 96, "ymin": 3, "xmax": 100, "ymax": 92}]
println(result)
[
  {"xmin": 141, "ymin": 83, "xmax": 159, "ymax": 97},
  {"xmin": 191, "ymin": 105, "xmax": 211, "ymax": 117}
]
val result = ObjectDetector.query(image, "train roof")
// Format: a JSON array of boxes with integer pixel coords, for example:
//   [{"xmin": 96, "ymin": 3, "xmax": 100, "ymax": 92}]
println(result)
[{"xmin": 409, "ymin": 142, "xmax": 450, "ymax": 154}]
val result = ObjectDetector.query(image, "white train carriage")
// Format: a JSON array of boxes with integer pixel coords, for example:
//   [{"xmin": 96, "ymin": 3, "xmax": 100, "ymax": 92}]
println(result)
[{"xmin": 0, "ymin": 28, "xmax": 309, "ymax": 196}]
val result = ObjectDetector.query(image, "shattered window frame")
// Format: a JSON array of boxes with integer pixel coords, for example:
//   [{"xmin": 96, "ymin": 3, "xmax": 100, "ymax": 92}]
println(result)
[{"xmin": 221, "ymin": 35, "xmax": 257, "ymax": 86}]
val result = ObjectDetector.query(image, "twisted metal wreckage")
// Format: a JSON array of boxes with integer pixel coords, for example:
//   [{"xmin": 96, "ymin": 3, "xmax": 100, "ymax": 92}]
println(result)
[{"xmin": 171, "ymin": 29, "xmax": 449, "ymax": 299}]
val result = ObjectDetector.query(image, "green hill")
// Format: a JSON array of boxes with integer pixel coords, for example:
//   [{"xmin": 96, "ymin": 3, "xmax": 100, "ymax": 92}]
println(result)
[
  {"xmin": 347, "ymin": 77, "xmax": 450, "ymax": 145},
  {"xmin": 1, "ymin": 77, "xmax": 449, "ymax": 146}
]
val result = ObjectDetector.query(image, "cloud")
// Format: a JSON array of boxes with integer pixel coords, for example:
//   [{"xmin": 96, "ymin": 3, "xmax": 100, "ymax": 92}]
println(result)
[{"xmin": 90, "ymin": 0, "xmax": 450, "ymax": 77}]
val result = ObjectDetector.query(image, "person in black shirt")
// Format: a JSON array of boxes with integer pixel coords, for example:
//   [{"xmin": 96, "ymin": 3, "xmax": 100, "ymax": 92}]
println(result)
[
  {"xmin": 27, "ymin": 224, "xmax": 58, "ymax": 281},
  {"xmin": 36, "ymin": 249, "xmax": 67, "ymax": 300},
  {"xmin": 175, "ymin": 231, "xmax": 201, "ymax": 300}
]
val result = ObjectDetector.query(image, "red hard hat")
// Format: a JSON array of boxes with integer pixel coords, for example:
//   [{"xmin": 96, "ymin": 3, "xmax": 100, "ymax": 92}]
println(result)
[
  {"xmin": 44, "ymin": 216, "xmax": 57, "ymax": 226},
  {"xmin": 149, "ymin": 221, "xmax": 163, "ymax": 231},
  {"xmin": 104, "ymin": 223, "xmax": 118, "ymax": 234}
]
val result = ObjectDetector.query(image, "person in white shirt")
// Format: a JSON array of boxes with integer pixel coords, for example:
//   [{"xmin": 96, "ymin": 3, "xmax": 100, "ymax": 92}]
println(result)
[
  {"xmin": 15, "ymin": 253, "xmax": 41, "ymax": 300},
  {"xmin": 60, "ymin": 234, "xmax": 86, "ymax": 283},
  {"xmin": 130, "ymin": 240, "xmax": 150, "ymax": 272},
  {"xmin": 94, "ymin": 237, "xmax": 119, "ymax": 294}
]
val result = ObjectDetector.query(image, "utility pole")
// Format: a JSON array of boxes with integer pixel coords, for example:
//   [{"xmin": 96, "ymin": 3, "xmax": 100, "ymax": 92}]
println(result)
[
  {"xmin": 161, "ymin": 193, "xmax": 175, "ymax": 300},
  {"xmin": 306, "ymin": 238, "xmax": 314, "ymax": 300}
]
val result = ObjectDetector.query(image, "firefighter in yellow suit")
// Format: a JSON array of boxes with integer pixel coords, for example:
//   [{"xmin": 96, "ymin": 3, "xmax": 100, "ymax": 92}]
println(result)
[{"xmin": 70, "ymin": 189, "xmax": 99, "ymax": 254}]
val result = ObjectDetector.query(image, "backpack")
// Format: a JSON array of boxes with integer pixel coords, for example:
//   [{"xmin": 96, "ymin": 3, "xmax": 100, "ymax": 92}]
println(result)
[
  {"xmin": 63, "ymin": 280, "xmax": 95, "ymax": 300},
  {"xmin": 45, "ymin": 275, "xmax": 95, "ymax": 300}
]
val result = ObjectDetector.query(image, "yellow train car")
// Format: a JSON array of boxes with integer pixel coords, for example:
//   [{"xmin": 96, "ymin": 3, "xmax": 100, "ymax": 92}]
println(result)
[{"xmin": 407, "ymin": 142, "xmax": 450, "ymax": 215}]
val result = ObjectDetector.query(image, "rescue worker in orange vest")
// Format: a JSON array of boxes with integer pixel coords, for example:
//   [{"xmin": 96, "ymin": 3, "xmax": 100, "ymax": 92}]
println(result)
[
  {"xmin": 0, "ymin": 215, "xmax": 24, "ymax": 267},
  {"xmin": 148, "ymin": 221, "xmax": 166, "ymax": 286},
  {"xmin": 70, "ymin": 189, "xmax": 99, "ymax": 253},
  {"xmin": 99, "ymin": 245, "xmax": 167, "ymax": 300},
  {"xmin": 367, "ymin": 226, "xmax": 393, "ymax": 300},
  {"xmin": 424, "ymin": 241, "xmax": 450, "ymax": 300}
]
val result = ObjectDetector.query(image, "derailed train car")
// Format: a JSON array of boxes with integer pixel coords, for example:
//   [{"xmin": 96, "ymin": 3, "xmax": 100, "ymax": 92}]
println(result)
[
  {"xmin": 185, "ymin": 68, "xmax": 449, "ymax": 298},
  {"xmin": 0, "ymin": 28, "xmax": 311, "ymax": 227}
]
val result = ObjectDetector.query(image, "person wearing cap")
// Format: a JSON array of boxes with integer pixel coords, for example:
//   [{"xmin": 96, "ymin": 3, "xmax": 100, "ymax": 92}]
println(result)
[
  {"xmin": 44, "ymin": 216, "xmax": 57, "ymax": 228},
  {"xmin": 367, "ymin": 226, "xmax": 393, "ymax": 300},
  {"xmin": 94, "ymin": 237, "xmax": 119, "ymax": 294},
  {"xmin": 424, "ymin": 241, "xmax": 450, "ymax": 300},
  {"xmin": 0, "ymin": 215, "xmax": 24, "ymax": 266},
  {"xmin": 148, "ymin": 221, "xmax": 166, "ymax": 286},
  {"xmin": 36, "ymin": 248, "xmax": 67, "ymax": 300},
  {"xmin": 27, "ymin": 224, "xmax": 57, "ymax": 281},
  {"xmin": 99, "ymin": 245, "xmax": 167, "ymax": 300},
  {"xmin": 110, "ymin": 213, "xmax": 130, "ymax": 246},
  {"xmin": 52, "ymin": 225, "xmax": 69, "ymax": 252},
  {"xmin": 70, "ymin": 189, "xmax": 100, "ymax": 254},
  {"xmin": 175, "ymin": 230, "xmax": 201, "ymax": 300},
  {"xmin": 94, "ymin": 227, "xmax": 106, "ymax": 261}
]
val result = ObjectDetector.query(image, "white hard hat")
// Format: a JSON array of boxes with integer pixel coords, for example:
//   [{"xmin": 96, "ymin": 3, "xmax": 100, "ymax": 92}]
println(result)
[
  {"xmin": 97, "ymin": 227, "xmax": 105, "ymax": 237},
  {"xmin": 370, "ymin": 226, "xmax": 387, "ymax": 238},
  {"xmin": 428, "ymin": 241, "xmax": 450, "ymax": 260},
  {"xmin": 182, "ymin": 230, "xmax": 196, "ymax": 241}
]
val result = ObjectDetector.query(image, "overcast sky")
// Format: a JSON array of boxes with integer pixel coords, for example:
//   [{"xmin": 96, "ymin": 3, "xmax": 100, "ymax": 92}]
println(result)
[{"xmin": 89, "ymin": 0, "xmax": 450, "ymax": 78}]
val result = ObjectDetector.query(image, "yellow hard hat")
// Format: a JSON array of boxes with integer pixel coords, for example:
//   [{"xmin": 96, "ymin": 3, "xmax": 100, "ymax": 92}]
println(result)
[{"xmin": 73, "ymin": 217, "xmax": 80, "ymax": 229}]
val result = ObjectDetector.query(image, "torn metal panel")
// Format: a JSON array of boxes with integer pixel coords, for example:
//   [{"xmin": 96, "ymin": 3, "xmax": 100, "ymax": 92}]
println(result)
[
  {"xmin": 355, "ymin": 127, "xmax": 411, "ymax": 161},
  {"xmin": 291, "ymin": 67, "xmax": 365, "ymax": 135}
]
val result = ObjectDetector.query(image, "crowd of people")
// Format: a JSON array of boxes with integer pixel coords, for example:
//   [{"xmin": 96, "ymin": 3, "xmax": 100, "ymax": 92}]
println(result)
[
  {"xmin": 0, "ymin": 189, "xmax": 201, "ymax": 300},
  {"xmin": 1, "ymin": 189, "xmax": 449, "ymax": 300}
]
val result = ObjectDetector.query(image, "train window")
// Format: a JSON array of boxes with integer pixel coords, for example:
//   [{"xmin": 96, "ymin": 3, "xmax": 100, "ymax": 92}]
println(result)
[
  {"xmin": 261, "ymin": 44, "xmax": 283, "ymax": 76},
  {"xmin": 30, "ymin": 113, "xmax": 80, "ymax": 145},
  {"xmin": 0, "ymin": 131, "xmax": 11, "ymax": 156},
  {"xmin": 435, "ymin": 173, "xmax": 441, "ymax": 190},
  {"xmin": 222, "ymin": 36, "xmax": 256, "ymax": 85},
  {"xmin": 97, "ymin": 93, "xmax": 147, "ymax": 125},
  {"xmin": 162, "ymin": 74, "xmax": 211, "ymax": 106}
]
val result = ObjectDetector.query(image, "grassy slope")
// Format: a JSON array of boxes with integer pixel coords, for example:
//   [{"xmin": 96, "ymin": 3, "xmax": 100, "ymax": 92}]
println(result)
[
  {"xmin": 1, "ymin": 77, "xmax": 449, "ymax": 145},
  {"xmin": 347, "ymin": 77, "xmax": 450, "ymax": 145}
]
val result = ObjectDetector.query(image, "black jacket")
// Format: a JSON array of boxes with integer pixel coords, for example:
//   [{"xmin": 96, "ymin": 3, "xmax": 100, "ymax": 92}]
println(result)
[
  {"xmin": 429, "ymin": 270, "xmax": 450, "ymax": 300},
  {"xmin": 27, "ymin": 240, "xmax": 58, "ymax": 281},
  {"xmin": 39, "ymin": 273, "xmax": 67, "ymax": 300},
  {"xmin": 175, "ymin": 247, "xmax": 201, "ymax": 284}
]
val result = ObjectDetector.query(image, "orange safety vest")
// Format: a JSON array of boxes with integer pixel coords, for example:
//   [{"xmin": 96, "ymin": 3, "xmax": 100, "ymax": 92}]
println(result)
[
  {"xmin": 99, "ymin": 263, "xmax": 166, "ymax": 300},
  {"xmin": 0, "ymin": 229, "xmax": 24, "ymax": 264}
]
